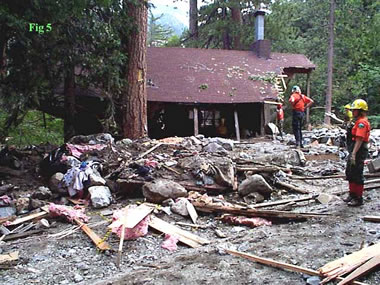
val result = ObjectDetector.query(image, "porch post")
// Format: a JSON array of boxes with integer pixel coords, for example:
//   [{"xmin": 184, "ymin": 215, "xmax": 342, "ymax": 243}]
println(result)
[
  {"xmin": 234, "ymin": 109, "xmax": 240, "ymax": 141},
  {"xmin": 306, "ymin": 72, "xmax": 311, "ymax": 126},
  {"xmin": 193, "ymin": 107, "xmax": 199, "ymax": 136}
]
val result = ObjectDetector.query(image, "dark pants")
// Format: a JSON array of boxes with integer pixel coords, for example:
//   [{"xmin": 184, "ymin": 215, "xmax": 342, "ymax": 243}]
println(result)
[
  {"xmin": 292, "ymin": 111, "xmax": 305, "ymax": 146},
  {"xmin": 346, "ymin": 145, "xmax": 368, "ymax": 185}
]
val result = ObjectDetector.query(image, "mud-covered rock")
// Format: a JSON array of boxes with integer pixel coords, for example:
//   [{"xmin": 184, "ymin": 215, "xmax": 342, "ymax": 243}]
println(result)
[
  {"xmin": 142, "ymin": 179, "xmax": 187, "ymax": 203},
  {"xmin": 171, "ymin": 198, "xmax": 189, "ymax": 216},
  {"xmin": 49, "ymin": 172, "xmax": 66, "ymax": 195},
  {"xmin": 88, "ymin": 186, "xmax": 112, "ymax": 208},
  {"xmin": 32, "ymin": 186, "xmax": 52, "ymax": 200},
  {"xmin": 238, "ymin": 174, "xmax": 273, "ymax": 197}
]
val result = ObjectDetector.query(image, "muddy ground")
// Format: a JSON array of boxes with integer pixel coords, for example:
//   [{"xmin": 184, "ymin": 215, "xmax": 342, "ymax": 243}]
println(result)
[{"xmin": 0, "ymin": 140, "xmax": 379, "ymax": 285}]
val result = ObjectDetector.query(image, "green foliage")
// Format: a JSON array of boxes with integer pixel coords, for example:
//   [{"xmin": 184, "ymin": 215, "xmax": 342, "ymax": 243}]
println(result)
[
  {"xmin": 0, "ymin": 109, "xmax": 63, "ymax": 146},
  {"xmin": 165, "ymin": 35, "xmax": 182, "ymax": 47},
  {"xmin": 368, "ymin": 116, "xmax": 380, "ymax": 129},
  {"xmin": 148, "ymin": 10, "xmax": 175, "ymax": 47}
]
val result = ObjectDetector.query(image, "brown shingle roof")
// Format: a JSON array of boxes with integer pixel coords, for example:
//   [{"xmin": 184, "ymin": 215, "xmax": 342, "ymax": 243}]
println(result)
[{"xmin": 147, "ymin": 47, "xmax": 315, "ymax": 104}]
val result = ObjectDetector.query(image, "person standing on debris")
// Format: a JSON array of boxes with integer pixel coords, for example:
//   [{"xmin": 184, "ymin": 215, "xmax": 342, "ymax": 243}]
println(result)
[
  {"xmin": 288, "ymin": 85, "xmax": 314, "ymax": 148},
  {"xmin": 276, "ymin": 103, "xmax": 284, "ymax": 140},
  {"xmin": 326, "ymin": 104, "xmax": 354, "ymax": 148},
  {"xmin": 344, "ymin": 99, "xmax": 371, "ymax": 206}
]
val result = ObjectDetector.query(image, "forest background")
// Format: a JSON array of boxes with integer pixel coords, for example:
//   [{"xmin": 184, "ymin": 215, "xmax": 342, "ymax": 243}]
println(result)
[{"xmin": 0, "ymin": 0, "xmax": 379, "ymax": 146}]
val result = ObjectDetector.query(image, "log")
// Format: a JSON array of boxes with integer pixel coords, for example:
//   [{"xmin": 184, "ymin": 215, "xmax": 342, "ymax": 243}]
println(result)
[
  {"xmin": 275, "ymin": 180, "xmax": 309, "ymax": 194},
  {"xmin": 319, "ymin": 242, "xmax": 380, "ymax": 284},
  {"xmin": 361, "ymin": 216, "xmax": 380, "ymax": 223},
  {"xmin": 337, "ymin": 255, "xmax": 380, "ymax": 285},
  {"xmin": 74, "ymin": 218, "xmax": 111, "ymax": 251},
  {"xmin": 149, "ymin": 215, "xmax": 210, "ymax": 248},
  {"xmin": 192, "ymin": 202, "xmax": 328, "ymax": 220},
  {"xmin": 226, "ymin": 249, "xmax": 367, "ymax": 285}
]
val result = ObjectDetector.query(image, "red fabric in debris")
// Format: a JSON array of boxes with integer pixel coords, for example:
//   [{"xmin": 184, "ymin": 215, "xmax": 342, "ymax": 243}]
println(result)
[
  {"xmin": 222, "ymin": 215, "xmax": 272, "ymax": 228},
  {"xmin": 66, "ymin": 144, "xmax": 107, "ymax": 159},
  {"xmin": 48, "ymin": 203, "xmax": 89, "ymax": 223},
  {"xmin": 161, "ymin": 234, "xmax": 179, "ymax": 251},
  {"xmin": 110, "ymin": 209, "xmax": 149, "ymax": 240}
]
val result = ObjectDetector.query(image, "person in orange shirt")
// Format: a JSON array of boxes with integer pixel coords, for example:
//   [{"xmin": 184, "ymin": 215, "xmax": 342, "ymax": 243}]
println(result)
[
  {"xmin": 288, "ymin": 85, "xmax": 314, "ymax": 148},
  {"xmin": 344, "ymin": 99, "xmax": 371, "ymax": 206},
  {"xmin": 276, "ymin": 103, "xmax": 284, "ymax": 140}
]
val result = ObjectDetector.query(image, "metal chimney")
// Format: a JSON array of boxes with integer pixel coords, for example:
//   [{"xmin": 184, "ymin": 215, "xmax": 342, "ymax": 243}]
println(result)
[{"xmin": 254, "ymin": 9, "xmax": 266, "ymax": 41}]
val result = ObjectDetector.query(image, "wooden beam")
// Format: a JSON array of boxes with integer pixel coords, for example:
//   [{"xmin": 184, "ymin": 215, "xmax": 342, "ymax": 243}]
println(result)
[
  {"xmin": 226, "ymin": 249, "xmax": 367, "ymax": 285},
  {"xmin": 234, "ymin": 109, "xmax": 240, "ymax": 141},
  {"xmin": 192, "ymin": 202, "xmax": 328, "ymax": 220},
  {"xmin": 7, "ymin": 206, "xmax": 49, "ymax": 226},
  {"xmin": 3, "ymin": 229, "xmax": 44, "ymax": 241},
  {"xmin": 136, "ymin": 143, "xmax": 163, "ymax": 160},
  {"xmin": 362, "ymin": 216, "xmax": 380, "ymax": 223},
  {"xmin": 74, "ymin": 218, "xmax": 111, "ymax": 251},
  {"xmin": 364, "ymin": 178, "xmax": 380, "ymax": 185},
  {"xmin": 250, "ymin": 195, "xmax": 316, "ymax": 208},
  {"xmin": 193, "ymin": 107, "xmax": 199, "ymax": 136},
  {"xmin": 275, "ymin": 180, "xmax": 309, "ymax": 194}
]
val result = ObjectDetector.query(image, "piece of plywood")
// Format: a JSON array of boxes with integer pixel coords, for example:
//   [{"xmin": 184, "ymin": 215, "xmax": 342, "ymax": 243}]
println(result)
[
  {"xmin": 7, "ymin": 206, "xmax": 49, "ymax": 226},
  {"xmin": 149, "ymin": 215, "xmax": 210, "ymax": 248},
  {"xmin": 108, "ymin": 204, "xmax": 154, "ymax": 230}
]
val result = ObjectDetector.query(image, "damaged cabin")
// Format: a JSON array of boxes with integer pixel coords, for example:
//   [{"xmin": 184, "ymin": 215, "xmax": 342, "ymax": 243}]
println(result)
[{"xmin": 147, "ymin": 10, "xmax": 315, "ymax": 140}]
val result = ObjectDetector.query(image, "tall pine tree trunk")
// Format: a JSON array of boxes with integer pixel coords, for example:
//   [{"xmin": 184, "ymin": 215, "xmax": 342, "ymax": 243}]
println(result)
[
  {"xmin": 189, "ymin": 0, "xmax": 198, "ymax": 41},
  {"xmin": 222, "ymin": 7, "xmax": 230, "ymax": 49},
  {"xmin": 123, "ymin": 0, "xmax": 148, "ymax": 139},
  {"xmin": 230, "ymin": 1, "xmax": 242, "ymax": 50},
  {"xmin": 324, "ymin": 0, "xmax": 335, "ymax": 125},
  {"xmin": 64, "ymin": 67, "xmax": 76, "ymax": 141}
]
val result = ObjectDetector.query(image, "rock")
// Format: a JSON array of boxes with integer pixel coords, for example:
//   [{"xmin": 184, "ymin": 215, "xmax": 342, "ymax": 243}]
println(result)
[
  {"xmin": 32, "ymin": 186, "xmax": 52, "ymax": 200},
  {"xmin": 15, "ymin": 197, "xmax": 30, "ymax": 215},
  {"xmin": 208, "ymin": 137, "xmax": 235, "ymax": 151},
  {"xmin": 243, "ymin": 192, "xmax": 265, "ymax": 203},
  {"xmin": 49, "ymin": 172, "xmax": 66, "ymax": 194},
  {"xmin": 30, "ymin": 199, "xmax": 45, "ymax": 210},
  {"xmin": 88, "ymin": 186, "xmax": 112, "ymax": 208},
  {"xmin": 0, "ymin": 206, "xmax": 16, "ymax": 218},
  {"xmin": 142, "ymin": 179, "xmax": 187, "ymax": 203},
  {"xmin": 171, "ymin": 198, "xmax": 189, "ymax": 216},
  {"xmin": 117, "ymin": 138, "xmax": 133, "ymax": 145},
  {"xmin": 238, "ymin": 174, "xmax": 273, "ymax": 197},
  {"xmin": 74, "ymin": 273, "xmax": 84, "ymax": 283},
  {"xmin": 203, "ymin": 142, "xmax": 228, "ymax": 154},
  {"xmin": 306, "ymin": 276, "xmax": 321, "ymax": 285}
]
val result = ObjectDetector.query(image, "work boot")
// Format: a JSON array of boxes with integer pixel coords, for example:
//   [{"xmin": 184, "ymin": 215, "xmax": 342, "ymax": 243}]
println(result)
[
  {"xmin": 343, "ymin": 193, "xmax": 354, "ymax": 203},
  {"xmin": 348, "ymin": 196, "xmax": 363, "ymax": 207}
]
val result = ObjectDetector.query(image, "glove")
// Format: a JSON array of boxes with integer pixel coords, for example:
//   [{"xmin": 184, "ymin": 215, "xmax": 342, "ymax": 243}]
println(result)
[{"xmin": 350, "ymin": 154, "xmax": 356, "ymax": 166}]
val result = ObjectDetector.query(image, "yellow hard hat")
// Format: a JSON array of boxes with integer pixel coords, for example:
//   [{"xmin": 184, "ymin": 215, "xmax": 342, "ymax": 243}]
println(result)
[
  {"xmin": 350, "ymin": 99, "xmax": 368, "ymax": 111},
  {"xmin": 344, "ymin": 104, "xmax": 351, "ymax": 109}
]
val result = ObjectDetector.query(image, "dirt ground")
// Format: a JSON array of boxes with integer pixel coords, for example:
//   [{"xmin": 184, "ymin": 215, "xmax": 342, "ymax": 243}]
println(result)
[{"xmin": 1, "ymin": 141, "xmax": 380, "ymax": 285}]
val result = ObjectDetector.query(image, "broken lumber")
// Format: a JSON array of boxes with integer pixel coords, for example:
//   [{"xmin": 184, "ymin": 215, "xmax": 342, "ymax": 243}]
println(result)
[
  {"xmin": 186, "ymin": 202, "xmax": 198, "ymax": 224},
  {"xmin": 162, "ymin": 164, "xmax": 181, "ymax": 175},
  {"xmin": 250, "ymin": 195, "xmax": 317, "ymax": 208},
  {"xmin": 192, "ymin": 201, "xmax": 328, "ymax": 220},
  {"xmin": 0, "ymin": 251, "xmax": 19, "ymax": 264},
  {"xmin": 291, "ymin": 173, "xmax": 380, "ymax": 180},
  {"xmin": 364, "ymin": 184, "xmax": 380, "ymax": 191},
  {"xmin": 136, "ymin": 142, "xmax": 163, "ymax": 160},
  {"xmin": 149, "ymin": 215, "xmax": 210, "ymax": 248},
  {"xmin": 226, "ymin": 249, "xmax": 367, "ymax": 285},
  {"xmin": 362, "ymin": 216, "xmax": 380, "ymax": 223},
  {"xmin": 6, "ymin": 206, "xmax": 49, "ymax": 226},
  {"xmin": 337, "ymin": 255, "xmax": 380, "ymax": 285},
  {"xmin": 74, "ymin": 218, "xmax": 110, "ymax": 251},
  {"xmin": 318, "ymin": 242, "xmax": 380, "ymax": 284},
  {"xmin": 237, "ymin": 166, "xmax": 290, "ymax": 173},
  {"xmin": 2, "ymin": 229, "xmax": 43, "ymax": 241},
  {"xmin": 275, "ymin": 180, "xmax": 309, "ymax": 194},
  {"xmin": 364, "ymin": 178, "xmax": 380, "ymax": 185},
  {"xmin": 116, "ymin": 224, "xmax": 125, "ymax": 268}
]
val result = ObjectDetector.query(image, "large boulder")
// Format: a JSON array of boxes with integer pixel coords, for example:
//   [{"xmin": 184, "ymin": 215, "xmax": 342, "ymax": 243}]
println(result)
[
  {"xmin": 49, "ymin": 172, "xmax": 66, "ymax": 195},
  {"xmin": 88, "ymin": 186, "xmax": 112, "ymax": 208},
  {"xmin": 142, "ymin": 179, "xmax": 187, "ymax": 203},
  {"xmin": 238, "ymin": 174, "xmax": 273, "ymax": 197}
]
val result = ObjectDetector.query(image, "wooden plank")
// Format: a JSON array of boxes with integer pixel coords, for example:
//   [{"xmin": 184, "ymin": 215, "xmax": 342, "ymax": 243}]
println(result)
[
  {"xmin": 7, "ymin": 207, "xmax": 49, "ymax": 226},
  {"xmin": 108, "ymin": 204, "xmax": 154, "ymax": 230},
  {"xmin": 337, "ymin": 255, "xmax": 380, "ymax": 285},
  {"xmin": 364, "ymin": 184, "xmax": 380, "ymax": 191},
  {"xmin": 186, "ymin": 202, "xmax": 198, "ymax": 224},
  {"xmin": 193, "ymin": 107, "xmax": 199, "ymax": 136},
  {"xmin": 149, "ymin": 215, "xmax": 210, "ymax": 248},
  {"xmin": 136, "ymin": 143, "xmax": 163, "ymax": 160},
  {"xmin": 116, "ymin": 224, "xmax": 125, "ymax": 268},
  {"xmin": 250, "ymin": 195, "xmax": 316, "ymax": 208},
  {"xmin": 192, "ymin": 202, "xmax": 328, "ymax": 220},
  {"xmin": 319, "ymin": 243, "xmax": 380, "ymax": 283},
  {"xmin": 3, "ymin": 229, "xmax": 43, "ymax": 241},
  {"xmin": 227, "ymin": 249, "xmax": 367, "ymax": 285},
  {"xmin": 234, "ymin": 110, "xmax": 240, "ymax": 142},
  {"xmin": 74, "ymin": 218, "xmax": 110, "ymax": 251},
  {"xmin": 291, "ymin": 173, "xmax": 380, "ymax": 180},
  {"xmin": 364, "ymin": 178, "xmax": 380, "ymax": 185},
  {"xmin": 275, "ymin": 180, "xmax": 309, "ymax": 194},
  {"xmin": 362, "ymin": 216, "xmax": 380, "ymax": 223},
  {"xmin": 0, "ymin": 251, "xmax": 19, "ymax": 264}
]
